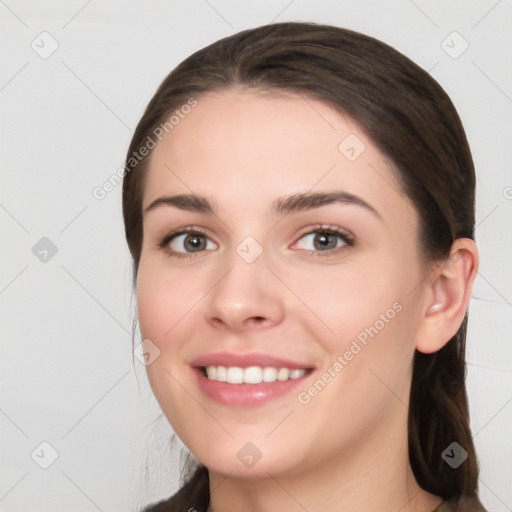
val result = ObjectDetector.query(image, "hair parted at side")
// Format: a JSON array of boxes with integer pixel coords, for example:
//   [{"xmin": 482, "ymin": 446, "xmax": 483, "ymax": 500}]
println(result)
[{"xmin": 123, "ymin": 21, "xmax": 480, "ymax": 509}]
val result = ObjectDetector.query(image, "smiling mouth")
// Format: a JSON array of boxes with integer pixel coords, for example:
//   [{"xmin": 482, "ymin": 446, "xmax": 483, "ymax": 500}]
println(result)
[{"xmin": 199, "ymin": 365, "xmax": 314, "ymax": 384}]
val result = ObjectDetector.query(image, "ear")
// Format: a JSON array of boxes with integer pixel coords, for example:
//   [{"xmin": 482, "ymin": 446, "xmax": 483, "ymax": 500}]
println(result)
[{"xmin": 415, "ymin": 238, "xmax": 479, "ymax": 354}]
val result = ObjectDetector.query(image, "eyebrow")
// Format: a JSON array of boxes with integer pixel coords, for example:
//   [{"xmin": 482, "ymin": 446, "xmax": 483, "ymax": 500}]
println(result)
[{"xmin": 143, "ymin": 191, "xmax": 382, "ymax": 220}]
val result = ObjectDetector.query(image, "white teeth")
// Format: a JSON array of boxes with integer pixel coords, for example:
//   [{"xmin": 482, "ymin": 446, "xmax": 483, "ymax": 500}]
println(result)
[
  {"xmin": 244, "ymin": 366, "xmax": 263, "ymax": 384},
  {"xmin": 226, "ymin": 367, "xmax": 244, "ymax": 384},
  {"xmin": 204, "ymin": 366, "xmax": 308, "ymax": 384},
  {"xmin": 289, "ymin": 369, "xmax": 306, "ymax": 379},
  {"xmin": 216, "ymin": 366, "xmax": 227, "ymax": 382},
  {"xmin": 277, "ymin": 368, "xmax": 290, "ymax": 381},
  {"xmin": 262, "ymin": 367, "xmax": 277, "ymax": 382}
]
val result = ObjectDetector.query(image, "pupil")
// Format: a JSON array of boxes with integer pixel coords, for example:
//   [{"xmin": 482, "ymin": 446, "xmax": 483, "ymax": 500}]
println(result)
[
  {"xmin": 316, "ymin": 233, "xmax": 335, "ymax": 250},
  {"xmin": 186, "ymin": 234, "xmax": 204, "ymax": 251}
]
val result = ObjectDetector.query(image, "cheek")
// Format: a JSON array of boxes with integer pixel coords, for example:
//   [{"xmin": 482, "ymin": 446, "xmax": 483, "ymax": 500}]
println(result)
[
  {"xmin": 135, "ymin": 262, "xmax": 207, "ymax": 437},
  {"xmin": 135, "ymin": 261, "xmax": 205, "ymax": 415},
  {"xmin": 136, "ymin": 260, "xmax": 202, "ymax": 342},
  {"xmin": 287, "ymin": 257, "xmax": 407, "ymax": 351},
  {"xmin": 290, "ymin": 254, "xmax": 418, "ymax": 402}
]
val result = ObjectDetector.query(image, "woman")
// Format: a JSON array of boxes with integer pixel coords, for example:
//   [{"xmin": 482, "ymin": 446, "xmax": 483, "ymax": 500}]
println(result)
[{"xmin": 123, "ymin": 22, "xmax": 487, "ymax": 511}]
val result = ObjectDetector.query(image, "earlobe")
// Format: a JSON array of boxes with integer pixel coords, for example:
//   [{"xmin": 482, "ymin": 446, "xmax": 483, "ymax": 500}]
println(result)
[{"xmin": 415, "ymin": 238, "xmax": 479, "ymax": 354}]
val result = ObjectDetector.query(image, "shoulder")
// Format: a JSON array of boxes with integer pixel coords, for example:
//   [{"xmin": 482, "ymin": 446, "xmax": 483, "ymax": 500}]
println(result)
[
  {"xmin": 140, "ymin": 493, "xmax": 208, "ymax": 512},
  {"xmin": 140, "ymin": 496, "xmax": 173, "ymax": 512},
  {"xmin": 433, "ymin": 494, "xmax": 488, "ymax": 512},
  {"xmin": 139, "ymin": 465, "xmax": 210, "ymax": 512}
]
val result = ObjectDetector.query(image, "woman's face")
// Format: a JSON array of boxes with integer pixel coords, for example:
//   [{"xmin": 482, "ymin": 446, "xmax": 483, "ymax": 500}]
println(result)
[{"xmin": 137, "ymin": 87, "xmax": 430, "ymax": 478}]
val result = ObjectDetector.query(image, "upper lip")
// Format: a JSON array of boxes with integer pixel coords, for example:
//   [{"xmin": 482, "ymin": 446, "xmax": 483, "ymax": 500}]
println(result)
[{"xmin": 190, "ymin": 352, "xmax": 315, "ymax": 370}]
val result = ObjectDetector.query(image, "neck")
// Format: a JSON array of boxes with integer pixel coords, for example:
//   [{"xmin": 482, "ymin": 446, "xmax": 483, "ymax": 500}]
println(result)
[{"xmin": 206, "ymin": 406, "xmax": 443, "ymax": 512}]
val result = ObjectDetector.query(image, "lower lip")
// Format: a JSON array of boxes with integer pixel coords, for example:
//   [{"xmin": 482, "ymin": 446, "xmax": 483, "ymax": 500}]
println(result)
[{"xmin": 193, "ymin": 368, "xmax": 313, "ymax": 407}]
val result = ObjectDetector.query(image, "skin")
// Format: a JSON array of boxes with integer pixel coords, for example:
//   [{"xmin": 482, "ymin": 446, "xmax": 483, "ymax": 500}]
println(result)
[{"xmin": 136, "ymin": 87, "xmax": 478, "ymax": 512}]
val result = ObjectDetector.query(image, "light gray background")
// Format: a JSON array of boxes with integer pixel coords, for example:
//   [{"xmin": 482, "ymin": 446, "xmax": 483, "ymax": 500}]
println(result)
[{"xmin": 1, "ymin": 1, "xmax": 511, "ymax": 511}]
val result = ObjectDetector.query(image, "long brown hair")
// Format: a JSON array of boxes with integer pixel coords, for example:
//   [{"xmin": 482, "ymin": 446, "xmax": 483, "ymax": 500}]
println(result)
[{"xmin": 123, "ymin": 21, "xmax": 481, "ymax": 509}]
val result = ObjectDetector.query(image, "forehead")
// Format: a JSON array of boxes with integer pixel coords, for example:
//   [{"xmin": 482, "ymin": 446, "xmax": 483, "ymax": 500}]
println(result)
[{"xmin": 143, "ymin": 87, "xmax": 415, "ymax": 224}]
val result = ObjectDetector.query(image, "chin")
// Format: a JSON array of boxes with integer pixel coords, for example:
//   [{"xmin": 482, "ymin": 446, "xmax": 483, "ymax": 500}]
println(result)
[{"xmin": 183, "ymin": 434, "xmax": 297, "ymax": 476}]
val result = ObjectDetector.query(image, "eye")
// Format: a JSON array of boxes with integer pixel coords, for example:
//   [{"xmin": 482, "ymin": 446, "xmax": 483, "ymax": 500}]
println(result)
[
  {"xmin": 158, "ymin": 227, "xmax": 217, "ymax": 258},
  {"xmin": 158, "ymin": 224, "xmax": 354, "ymax": 259},
  {"xmin": 293, "ymin": 225, "xmax": 354, "ymax": 256}
]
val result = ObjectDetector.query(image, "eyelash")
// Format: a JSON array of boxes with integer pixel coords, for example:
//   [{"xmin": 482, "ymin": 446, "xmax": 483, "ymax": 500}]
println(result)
[{"xmin": 157, "ymin": 224, "xmax": 355, "ymax": 259}]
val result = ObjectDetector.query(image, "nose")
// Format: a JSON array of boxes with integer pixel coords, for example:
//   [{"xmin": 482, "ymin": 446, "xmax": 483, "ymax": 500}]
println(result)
[{"xmin": 204, "ymin": 248, "xmax": 285, "ymax": 333}]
